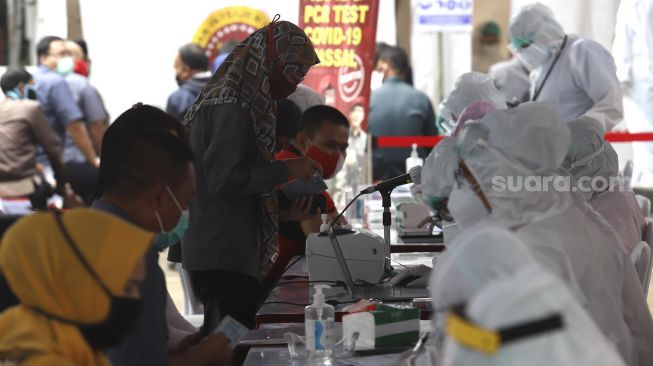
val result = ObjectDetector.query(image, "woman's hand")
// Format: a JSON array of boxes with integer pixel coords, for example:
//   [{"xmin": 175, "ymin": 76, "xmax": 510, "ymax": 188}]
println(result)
[{"xmin": 283, "ymin": 157, "xmax": 323, "ymax": 179}]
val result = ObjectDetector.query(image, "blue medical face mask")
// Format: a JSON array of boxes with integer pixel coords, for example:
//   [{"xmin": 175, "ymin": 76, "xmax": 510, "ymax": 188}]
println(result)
[
  {"xmin": 6, "ymin": 84, "xmax": 37, "ymax": 100},
  {"xmin": 153, "ymin": 185, "xmax": 189, "ymax": 250}
]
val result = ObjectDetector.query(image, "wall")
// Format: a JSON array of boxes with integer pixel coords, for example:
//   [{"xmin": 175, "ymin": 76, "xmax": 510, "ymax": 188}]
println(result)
[
  {"xmin": 78, "ymin": 0, "xmax": 395, "ymax": 120},
  {"xmin": 408, "ymin": 0, "xmax": 622, "ymax": 112}
]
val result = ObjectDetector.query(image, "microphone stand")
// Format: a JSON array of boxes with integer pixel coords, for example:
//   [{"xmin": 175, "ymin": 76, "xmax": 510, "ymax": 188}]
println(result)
[{"xmin": 380, "ymin": 187, "xmax": 393, "ymax": 272}]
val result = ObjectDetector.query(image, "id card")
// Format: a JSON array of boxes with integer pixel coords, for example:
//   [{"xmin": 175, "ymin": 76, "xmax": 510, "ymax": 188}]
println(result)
[{"xmin": 213, "ymin": 315, "xmax": 249, "ymax": 347}]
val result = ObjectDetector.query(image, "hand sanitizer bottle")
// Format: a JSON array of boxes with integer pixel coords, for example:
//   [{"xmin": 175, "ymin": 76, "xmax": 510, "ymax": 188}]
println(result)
[
  {"xmin": 319, "ymin": 214, "xmax": 330, "ymax": 232},
  {"xmin": 305, "ymin": 284, "xmax": 335, "ymax": 361},
  {"xmin": 406, "ymin": 143, "xmax": 423, "ymax": 173}
]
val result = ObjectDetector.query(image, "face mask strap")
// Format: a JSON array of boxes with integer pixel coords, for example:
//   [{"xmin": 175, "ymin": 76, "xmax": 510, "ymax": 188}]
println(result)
[
  {"xmin": 52, "ymin": 210, "xmax": 113, "ymax": 297},
  {"xmin": 165, "ymin": 185, "xmax": 183, "ymax": 212},
  {"xmin": 568, "ymin": 144, "xmax": 604, "ymax": 172},
  {"xmin": 27, "ymin": 211, "xmax": 115, "ymax": 326},
  {"xmin": 266, "ymin": 14, "xmax": 281, "ymax": 77}
]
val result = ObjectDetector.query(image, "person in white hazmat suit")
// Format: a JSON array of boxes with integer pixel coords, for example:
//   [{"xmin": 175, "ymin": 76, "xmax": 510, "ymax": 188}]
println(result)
[
  {"xmin": 435, "ymin": 234, "xmax": 626, "ymax": 366},
  {"xmin": 488, "ymin": 56, "xmax": 531, "ymax": 107},
  {"xmin": 448, "ymin": 102, "xmax": 653, "ymax": 365},
  {"xmin": 612, "ymin": 0, "xmax": 653, "ymax": 187},
  {"xmin": 436, "ymin": 72, "xmax": 507, "ymax": 135},
  {"xmin": 509, "ymin": 3, "xmax": 623, "ymax": 131},
  {"xmin": 395, "ymin": 101, "xmax": 498, "ymax": 287},
  {"xmin": 562, "ymin": 116, "xmax": 645, "ymax": 253}
]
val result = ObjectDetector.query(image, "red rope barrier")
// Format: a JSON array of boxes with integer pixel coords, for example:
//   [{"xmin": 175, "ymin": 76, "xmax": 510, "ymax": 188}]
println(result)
[{"xmin": 376, "ymin": 132, "xmax": 653, "ymax": 148}]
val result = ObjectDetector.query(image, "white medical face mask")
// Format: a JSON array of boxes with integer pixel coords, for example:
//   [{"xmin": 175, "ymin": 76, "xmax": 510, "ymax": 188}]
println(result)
[
  {"xmin": 447, "ymin": 184, "xmax": 490, "ymax": 230},
  {"xmin": 370, "ymin": 70, "xmax": 384, "ymax": 91},
  {"xmin": 517, "ymin": 43, "xmax": 551, "ymax": 69}
]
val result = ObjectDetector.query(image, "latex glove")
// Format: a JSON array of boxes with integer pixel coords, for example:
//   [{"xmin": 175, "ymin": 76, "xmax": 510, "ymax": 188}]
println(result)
[
  {"xmin": 389, "ymin": 265, "xmax": 432, "ymax": 287},
  {"xmin": 410, "ymin": 184, "xmax": 423, "ymax": 200}
]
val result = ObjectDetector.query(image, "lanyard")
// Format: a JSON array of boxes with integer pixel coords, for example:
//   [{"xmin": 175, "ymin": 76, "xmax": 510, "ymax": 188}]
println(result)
[{"xmin": 531, "ymin": 35, "xmax": 568, "ymax": 102}]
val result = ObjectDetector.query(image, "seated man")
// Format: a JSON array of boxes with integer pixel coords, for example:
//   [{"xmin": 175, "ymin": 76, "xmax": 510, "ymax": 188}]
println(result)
[
  {"xmin": 268, "ymin": 105, "xmax": 349, "ymax": 285},
  {"xmin": 277, "ymin": 105, "xmax": 349, "ymax": 229},
  {"xmin": 93, "ymin": 104, "xmax": 232, "ymax": 366},
  {"xmin": 0, "ymin": 68, "xmax": 66, "ymax": 209}
]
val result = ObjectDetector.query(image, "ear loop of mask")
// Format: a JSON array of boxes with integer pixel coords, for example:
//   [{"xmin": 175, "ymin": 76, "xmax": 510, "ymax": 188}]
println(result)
[
  {"xmin": 27, "ymin": 210, "xmax": 114, "ymax": 326},
  {"xmin": 154, "ymin": 185, "xmax": 184, "ymax": 232},
  {"xmin": 266, "ymin": 14, "xmax": 281, "ymax": 78},
  {"xmin": 568, "ymin": 144, "xmax": 604, "ymax": 172}
]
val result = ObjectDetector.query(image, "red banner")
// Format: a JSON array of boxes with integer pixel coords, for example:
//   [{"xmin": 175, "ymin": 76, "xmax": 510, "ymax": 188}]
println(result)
[{"xmin": 299, "ymin": 0, "xmax": 379, "ymax": 132}]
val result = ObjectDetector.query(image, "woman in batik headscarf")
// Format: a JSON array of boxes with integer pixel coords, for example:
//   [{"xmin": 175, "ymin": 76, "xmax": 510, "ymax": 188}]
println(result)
[{"xmin": 181, "ymin": 17, "xmax": 321, "ymax": 330}]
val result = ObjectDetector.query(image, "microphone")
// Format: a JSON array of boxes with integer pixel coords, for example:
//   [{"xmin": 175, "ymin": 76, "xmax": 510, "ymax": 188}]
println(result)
[{"xmin": 361, "ymin": 166, "xmax": 422, "ymax": 194}]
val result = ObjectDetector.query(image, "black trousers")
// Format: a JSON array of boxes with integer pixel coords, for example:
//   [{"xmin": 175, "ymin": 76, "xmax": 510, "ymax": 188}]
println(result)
[{"xmin": 191, "ymin": 269, "xmax": 262, "ymax": 331}]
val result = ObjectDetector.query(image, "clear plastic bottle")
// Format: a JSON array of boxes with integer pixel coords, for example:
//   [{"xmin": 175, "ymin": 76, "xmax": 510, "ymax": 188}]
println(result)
[
  {"xmin": 406, "ymin": 143, "xmax": 424, "ymax": 173},
  {"xmin": 305, "ymin": 285, "xmax": 335, "ymax": 362}
]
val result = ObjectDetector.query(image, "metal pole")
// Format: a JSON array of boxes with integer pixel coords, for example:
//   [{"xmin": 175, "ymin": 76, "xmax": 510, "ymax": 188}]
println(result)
[
  {"xmin": 7, "ymin": 0, "xmax": 23, "ymax": 67},
  {"xmin": 381, "ymin": 190, "xmax": 392, "ymax": 272}
]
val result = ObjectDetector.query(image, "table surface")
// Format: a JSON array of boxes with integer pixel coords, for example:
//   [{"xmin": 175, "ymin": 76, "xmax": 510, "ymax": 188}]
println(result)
[
  {"xmin": 256, "ymin": 252, "xmax": 438, "ymax": 326},
  {"xmin": 242, "ymin": 322, "xmax": 433, "ymax": 365}
]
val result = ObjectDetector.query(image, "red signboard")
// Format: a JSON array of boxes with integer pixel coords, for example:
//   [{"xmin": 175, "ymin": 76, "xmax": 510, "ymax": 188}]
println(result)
[{"xmin": 299, "ymin": 0, "xmax": 379, "ymax": 132}]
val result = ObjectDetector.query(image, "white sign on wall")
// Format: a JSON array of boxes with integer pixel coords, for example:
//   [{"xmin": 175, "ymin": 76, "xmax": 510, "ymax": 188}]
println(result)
[{"xmin": 414, "ymin": 0, "xmax": 474, "ymax": 32}]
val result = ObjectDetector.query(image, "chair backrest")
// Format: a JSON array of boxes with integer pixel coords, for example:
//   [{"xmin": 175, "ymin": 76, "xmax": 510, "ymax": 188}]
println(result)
[
  {"xmin": 637, "ymin": 195, "xmax": 651, "ymax": 218},
  {"xmin": 623, "ymin": 160, "xmax": 634, "ymax": 190},
  {"xmin": 631, "ymin": 241, "xmax": 652, "ymax": 295}
]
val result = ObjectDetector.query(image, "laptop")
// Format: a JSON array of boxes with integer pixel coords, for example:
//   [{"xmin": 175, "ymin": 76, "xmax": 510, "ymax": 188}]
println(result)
[{"xmin": 327, "ymin": 228, "xmax": 430, "ymax": 301}]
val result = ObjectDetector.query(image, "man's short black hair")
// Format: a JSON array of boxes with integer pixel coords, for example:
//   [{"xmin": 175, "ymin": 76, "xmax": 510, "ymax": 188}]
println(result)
[
  {"xmin": 105, "ymin": 129, "xmax": 194, "ymax": 198},
  {"xmin": 276, "ymin": 99, "xmax": 302, "ymax": 140},
  {"xmin": 301, "ymin": 105, "xmax": 349, "ymax": 139},
  {"xmin": 94, "ymin": 103, "xmax": 185, "ymax": 198},
  {"xmin": 36, "ymin": 36, "xmax": 63, "ymax": 60},
  {"xmin": 379, "ymin": 46, "xmax": 410, "ymax": 75},
  {"xmin": 375, "ymin": 42, "xmax": 390, "ymax": 66},
  {"xmin": 179, "ymin": 43, "xmax": 209, "ymax": 71},
  {"xmin": 74, "ymin": 39, "xmax": 89, "ymax": 59},
  {"xmin": 0, "ymin": 68, "xmax": 31, "ymax": 93},
  {"xmin": 219, "ymin": 40, "xmax": 240, "ymax": 55}
]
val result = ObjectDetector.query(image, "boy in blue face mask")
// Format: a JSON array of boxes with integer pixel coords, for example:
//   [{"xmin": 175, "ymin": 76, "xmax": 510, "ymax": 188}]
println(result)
[{"xmin": 0, "ymin": 68, "xmax": 67, "ymax": 210}]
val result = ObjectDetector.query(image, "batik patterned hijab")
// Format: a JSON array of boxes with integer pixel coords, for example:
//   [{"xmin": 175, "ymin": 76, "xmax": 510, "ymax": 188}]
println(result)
[{"xmin": 183, "ymin": 18, "xmax": 319, "ymax": 279}]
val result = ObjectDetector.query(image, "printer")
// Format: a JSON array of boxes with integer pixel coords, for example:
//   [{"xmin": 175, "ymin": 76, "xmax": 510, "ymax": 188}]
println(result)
[
  {"xmin": 306, "ymin": 228, "xmax": 386, "ymax": 284},
  {"xmin": 396, "ymin": 202, "xmax": 441, "ymax": 242}
]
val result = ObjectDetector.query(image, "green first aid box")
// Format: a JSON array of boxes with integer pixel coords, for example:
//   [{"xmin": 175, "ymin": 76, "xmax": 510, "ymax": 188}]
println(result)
[{"xmin": 342, "ymin": 304, "xmax": 420, "ymax": 350}]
